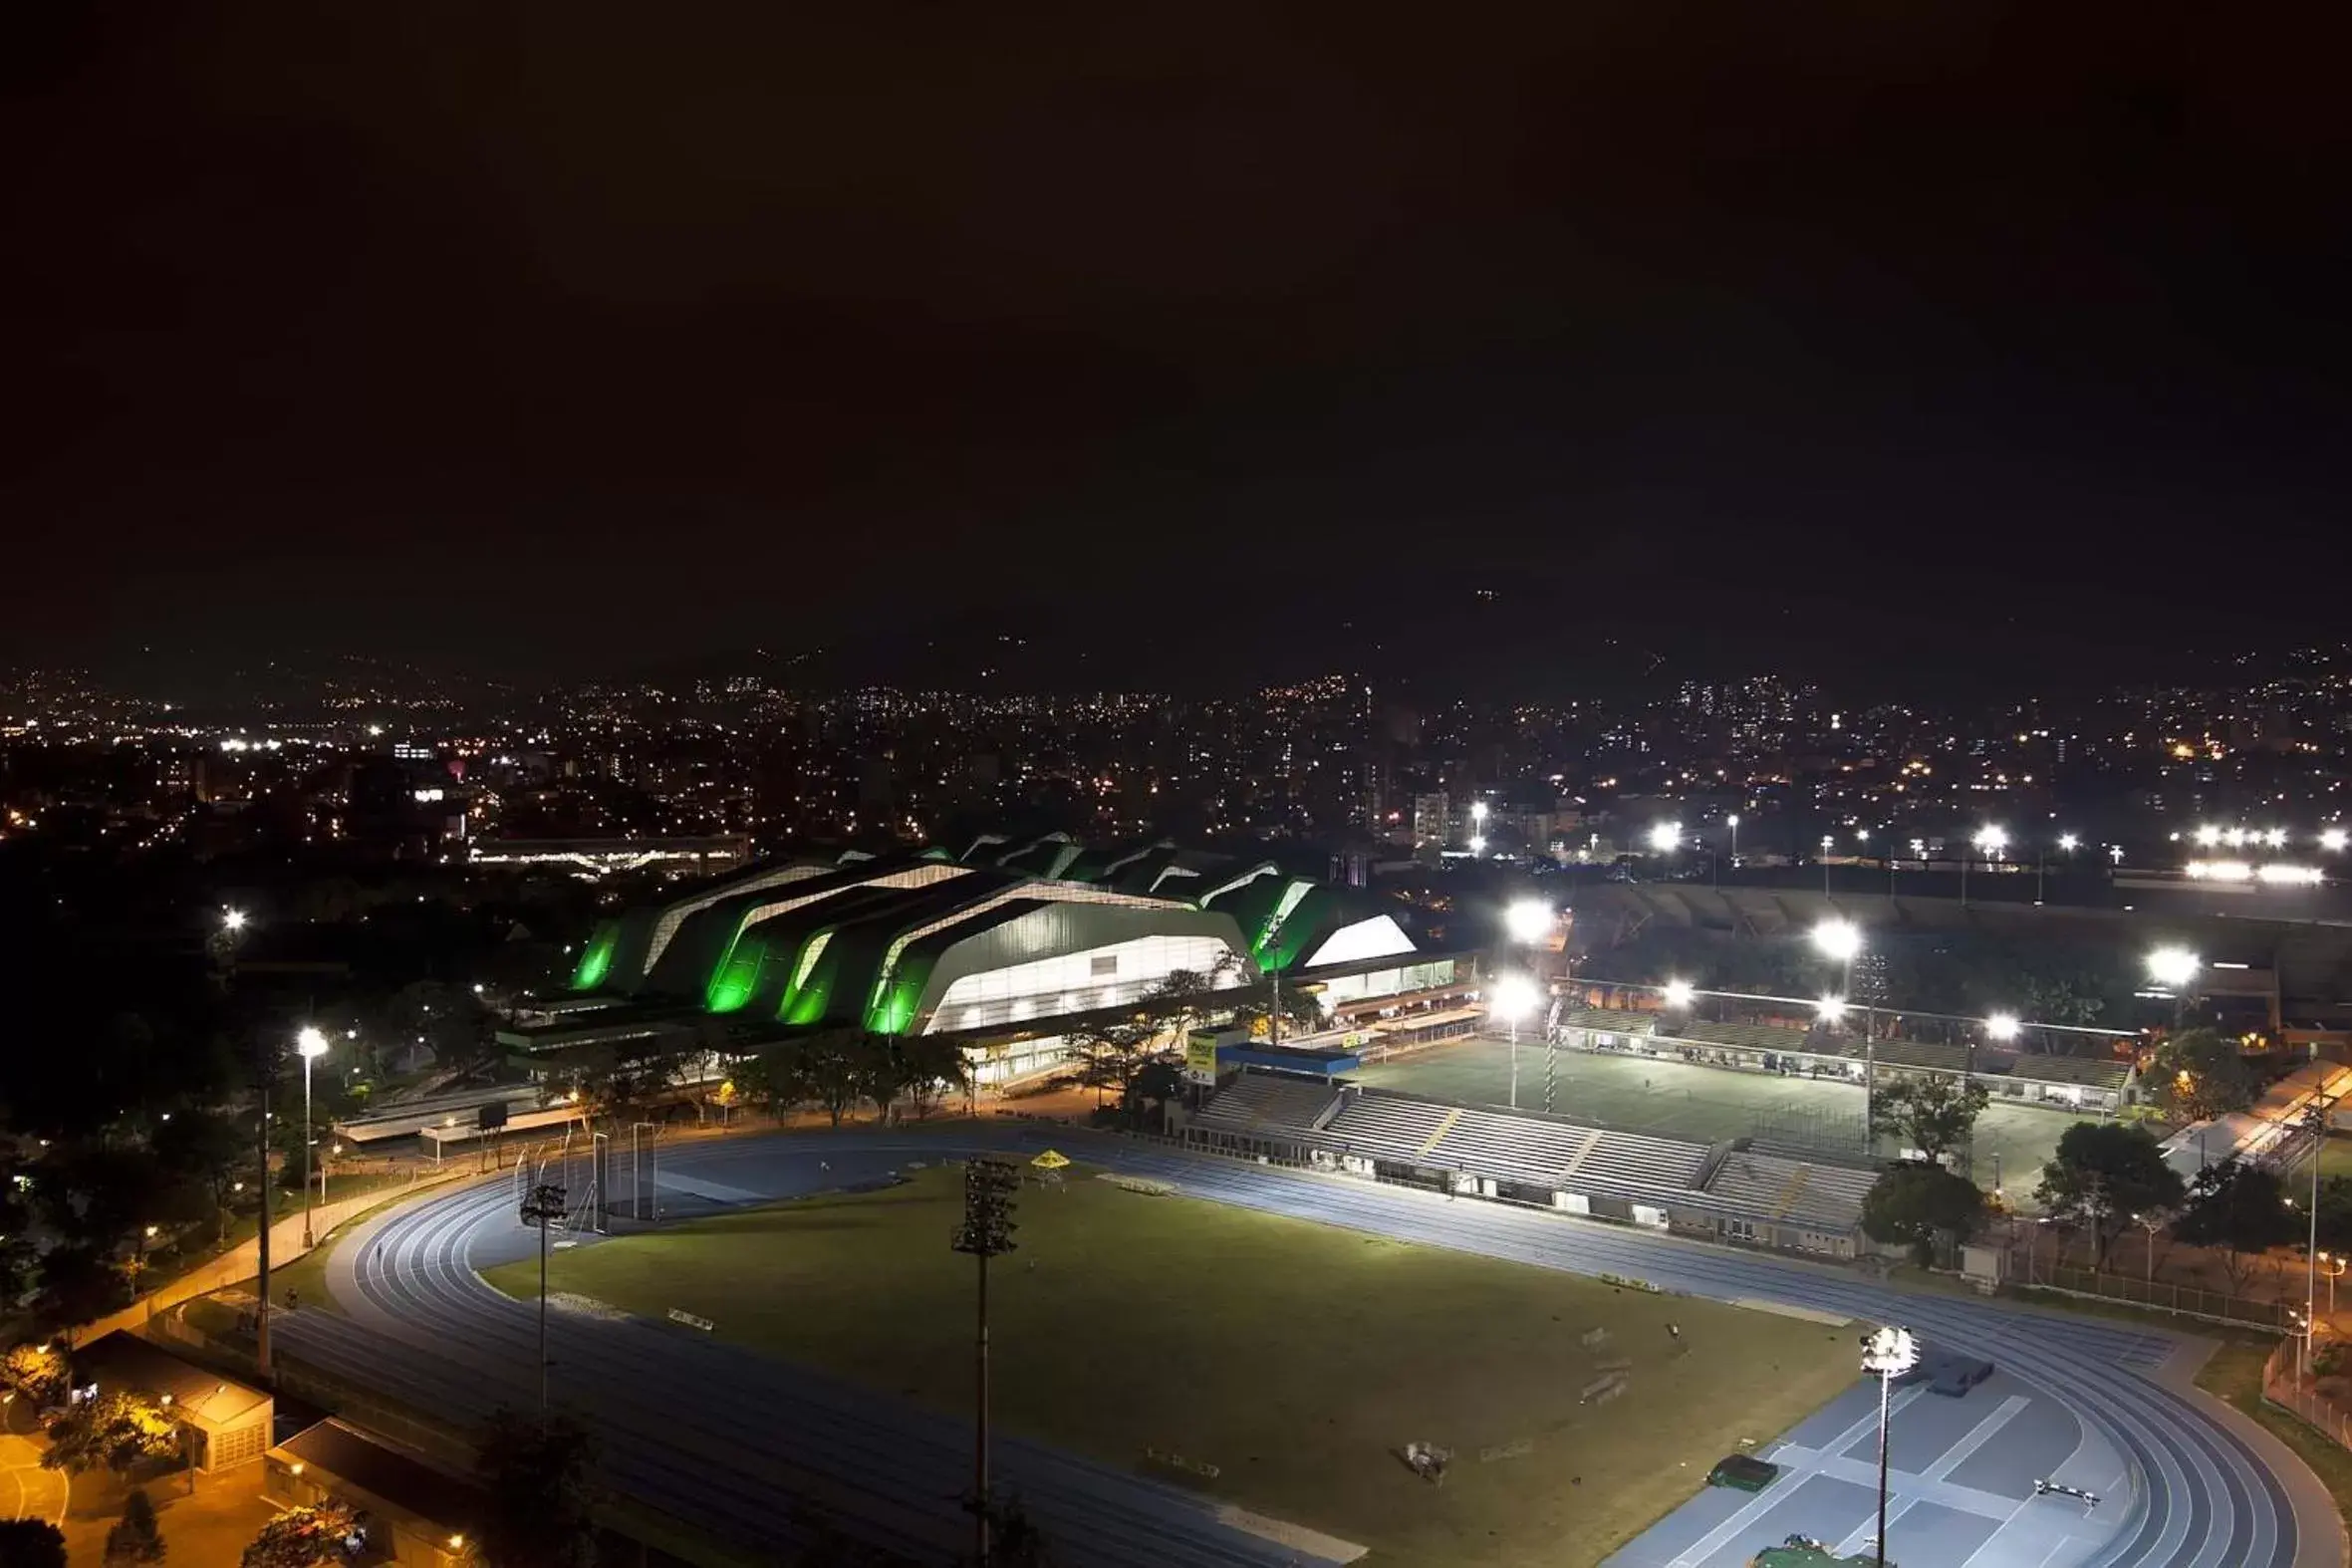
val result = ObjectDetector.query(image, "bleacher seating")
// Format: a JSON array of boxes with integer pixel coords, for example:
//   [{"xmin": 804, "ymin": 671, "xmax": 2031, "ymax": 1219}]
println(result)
[
  {"xmin": 1566, "ymin": 1127, "xmax": 1712, "ymax": 1199},
  {"xmin": 1192, "ymin": 1072, "xmax": 1341, "ymax": 1136},
  {"xmin": 2009, "ymin": 1054, "xmax": 2129, "ymax": 1090},
  {"xmin": 1555, "ymin": 1006, "xmax": 1653, "ymax": 1036},
  {"xmin": 1702, "ymin": 1152, "xmax": 1876, "ymax": 1232},
  {"xmin": 1322, "ymin": 1092, "xmax": 1458, "ymax": 1164},
  {"xmin": 1669, "ymin": 1019, "xmax": 1812, "ymax": 1053},
  {"xmin": 1427, "ymin": 1109, "xmax": 1598, "ymax": 1187}
]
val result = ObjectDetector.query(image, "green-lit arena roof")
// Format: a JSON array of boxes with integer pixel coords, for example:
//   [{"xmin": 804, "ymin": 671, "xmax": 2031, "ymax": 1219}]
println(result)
[{"xmin": 561, "ymin": 835, "xmax": 1428, "ymax": 1037}]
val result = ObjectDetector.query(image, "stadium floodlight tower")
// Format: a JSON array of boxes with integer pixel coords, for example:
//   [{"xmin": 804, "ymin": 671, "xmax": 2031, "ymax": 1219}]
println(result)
[
  {"xmin": 1985, "ymin": 1011, "xmax": 2020, "ymax": 1043},
  {"xmin": 1961, "ymin": 824, "xmax": 2006, "ymax": 907},
  {"xmin": 2147, "ymin": 945, "xmax": 2201, "ymax": 1027},
  {"xmin": 1489, "ymin": 972, "xmax": 1542, "ymax": 1108},
  {"xmin": 1661, "ymin": 977, "xmax": 1697, "ymax": 1010},
  {"xmin": 1860, "ymin": 1325, "xmax": 1920, "ymax": 1568},
  {"xmin": 1648, "ymin": 820, "xmax": 1682, "ymax": 857},
  {"xmin": 295, "ymin": 1027, "xmax": 330, "ymax": 1247},
  {"xmin": 1503, "ymin": 899, "xmax": 1554, "ymax": 946}
]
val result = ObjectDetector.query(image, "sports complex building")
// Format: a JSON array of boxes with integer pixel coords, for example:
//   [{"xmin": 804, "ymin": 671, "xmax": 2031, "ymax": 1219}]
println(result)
[{"xmin": 503, "ymin": 833, "xmax": 1481, "ymax": 1086}]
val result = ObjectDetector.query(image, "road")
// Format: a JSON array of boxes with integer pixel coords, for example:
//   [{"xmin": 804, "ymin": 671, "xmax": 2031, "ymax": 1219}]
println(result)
[{"xmin": 277, "ymin": 1125, "xmax": 2309, "ymax": 1567}]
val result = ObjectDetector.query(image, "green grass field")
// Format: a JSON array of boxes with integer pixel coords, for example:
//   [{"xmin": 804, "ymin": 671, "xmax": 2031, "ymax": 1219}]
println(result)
[
  {"xmin": 1353, "ymin": 1037, "xmax": 2083, "ymax": 1204},
  {"xmin": 2317, "ymin": 1135, "xmax": 2352, "ymax": 1183},
  {"xmin": 484, "ymin": 1164, "xmax": 1859, "ymax": 1568}
]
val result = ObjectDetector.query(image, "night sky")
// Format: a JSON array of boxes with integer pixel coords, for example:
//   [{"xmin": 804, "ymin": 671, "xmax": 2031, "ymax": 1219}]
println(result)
[{"xmin": 6, "ymin": 5, "xmax": 2343, "ymax": 694}]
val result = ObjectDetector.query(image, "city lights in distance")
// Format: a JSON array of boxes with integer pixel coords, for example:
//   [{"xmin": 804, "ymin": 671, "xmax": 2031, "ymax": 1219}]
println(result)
[{"xmin": 2186, "ymin": 861, "xmax": 2324, "ymax": 886}]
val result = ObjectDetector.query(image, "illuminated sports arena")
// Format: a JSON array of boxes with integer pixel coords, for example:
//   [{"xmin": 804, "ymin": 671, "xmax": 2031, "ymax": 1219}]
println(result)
[{"xmin": 509, "ymin": 835, "xmax": 1477, "ymax": 1085}]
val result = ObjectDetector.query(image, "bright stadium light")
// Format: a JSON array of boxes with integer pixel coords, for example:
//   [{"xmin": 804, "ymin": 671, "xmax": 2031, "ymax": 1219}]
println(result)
[
  {"xmin": 1470, "ymin": 801, "xmax": 1489, "ymax": 824},
  {"xmin": 1649, "ymin": 821, "xmax": 1682, "ymax": 854},
  {"xmin": 2265, "ymin": 828, "xmax": 2288, "ymax": 849},
  {"xmin": 1467, "ymin": 834, "xmax": 1486, "ymax": 855},
  {"xmin": 2222, "ymin": 827, "xmax": 2248, "ymax": 849},
  {"xmin": 1661, "ymin": 978, "xmax": 1697, "ymax": 1009},
  {"xmin": 1860, "ymin": 1325, "xmax": 1921, "ymax": 1565},
  {"xmin": 1985, "ymin": 1012, "xmax": 2020, "ymax": 1042},
  {"xmin": 221, "ymin": 908, "xmax": 246, "ymax": 932},
  {"xmin": 2195, "ymin": 825, "xmax": 2222, "ymax": 847},
  {"xmin": 1504, "ymin": 900, "xmax": 1554, "ymax": 944},
  {"xmin": 2323, "ymin": 829, "xmax": 2349, "ymax": 854},
  {"xmin": 2147, "ymin": 946, "xmax": 2201, "ymax": 990},
  {"xmin": 1973, "ymin": 825, "xmax": 2007, "ymax": 857},
  {"xmin": 2058, "ymin": 833, "xmax": 2080, "ymax": 853},
  {"xmin": 1816, "ymin": 995, "xmax": 1849, "ymax": 1023},
  {"xmin": 1489, "ymin": 974, "xmax": 1541, "ymax": 1022},
  {"xmin": 1811, "ymin": 917, "xmax": 1863, "ymax": 963}
]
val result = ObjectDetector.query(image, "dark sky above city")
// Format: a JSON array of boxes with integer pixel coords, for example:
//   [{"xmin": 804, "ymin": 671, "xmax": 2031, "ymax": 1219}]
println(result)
[{"xmin": 4, "ymin": 5, "xmax": 2343, "ymax": 695}]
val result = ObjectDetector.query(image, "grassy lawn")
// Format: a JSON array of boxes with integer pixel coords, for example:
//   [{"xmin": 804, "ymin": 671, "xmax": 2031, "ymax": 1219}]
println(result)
[
  {"xmin": 2198, "ymin": 1338, "xmax": 2352, "ymax": 1537},
  {"xmin": 2318, "ymin": 1134, "xmax": 2352, "ymax": 1182},
  {"xmin": 484, "ymin": 1165, "xmax": 1858, "ymax": 1568},
  {"xmin": 1355, "ymin": 1038, "xmax": 2081, "ymax": 1203}
]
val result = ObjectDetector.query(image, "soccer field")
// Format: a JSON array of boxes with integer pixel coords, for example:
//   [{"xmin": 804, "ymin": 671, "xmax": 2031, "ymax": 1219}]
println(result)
[
  {"xmin": 1352, "ymin": 1036, "xmax": 2084, "ymax": 1205},
  {"xmin": 486, "ymin": 1164, "xmax": 1859, "ymax": 1568}
]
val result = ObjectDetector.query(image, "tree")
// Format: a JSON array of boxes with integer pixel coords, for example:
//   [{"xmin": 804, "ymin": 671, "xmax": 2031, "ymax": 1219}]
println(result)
[
  {"xmin": 240, "ymin": 1502, "xmax": 358, "ymax": 1568},
  {"xmin": 151, "ymin": 1107, "xmax": 252, "ymax": 1246},
  {"xmin": 0, "ymin": 1520, "xmax": 69, "ymax": 1568},
  {"xmin": 892, "ymin": 1036, "xmax": 970, "ymax": 1122},
  {"xmin": 2174, "ymin": 1158, "xmax": 2298, "ymax": 1295},
  {"xmin": 42, "ymin": 1391, "xmax": 178, "ymax": 1476},
  {"xmin": 1861, "ymin": 1163, "xmax": 1985, "ymax": 1260},
  {"xmin": 2034, "ymin": 1123, "xmax": 2186, "ymax": 1267},
  {"xmin": 1870, "ymin": 1076, "xmax": 1990, "ymax": 1162},
  {"xmin": 2, "ymin": 1343, "xmax": 66, "ymax": 1408},
  {"xmin": 105, "ymin": 1486, "xmax": 167, "ymax": 1564},
  {"xmin": 2149, "ymin": 1029, "xmax": 2257, "ymax": 1123},
  {"xmin": 32, "ymin": 1245, "xmax": 130, "ymax": 1333},
  {"xmin": 473, "ymin": 1407, "xmax": 599, "ymax": 1568},
  {"xmin": 1069, "ymin": 1016, "xmax": 1160, "ymax": 1116},
  {"xmin": 2315, "ymin": 1176, "xmax": 2352, "ymax": 1253}
]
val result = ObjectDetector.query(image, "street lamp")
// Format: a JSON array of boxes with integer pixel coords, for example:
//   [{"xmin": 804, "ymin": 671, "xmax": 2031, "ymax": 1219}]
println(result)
[
  {"xmin": 1811, "ymin": 917, "xmax": 1863, "ymax": 966},
  {"xmin": 2322, "ymin": 1252, "xmax": 2347, "ymax": 1317},
  {"xmin": 1467, "ymin": 834, "xmax": 1486, "ymax": 855},
  {"xmin": 2323, "ymin": 829, "xmax": 2349, "ymax": 854},
  {"xmin": 1649, "ymin": 821, "xmax": 1682, "ymax": 856},
  {"xmin": 1490, "ymin": 973, "xmax": 1542, "ymax": 1107},
  {"xmin": 1725, "ymin": 813, "xmax": 1740, "ymax": 865},
  {"xmin": 221, "ymin": 908, "xmax": 246, "ymax": 932},
  {"xmin": 1860, "ymin": 1325, "xmax": 1920, "ymax": 1568},
  {"xmin": 1661, "ymin": 978, "xmax": 1697, "ymax": 1010},
  {"xmin": 296, "ymin": 1027, "xmax": 329, "ymax": 1248}
]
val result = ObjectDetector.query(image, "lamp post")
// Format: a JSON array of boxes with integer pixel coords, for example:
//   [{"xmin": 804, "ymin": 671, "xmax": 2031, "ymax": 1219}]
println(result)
[
  {"xmin": 1490, "ymin": 974, "xmax": 1541, "ymax": 1109},
  {"xmin": 1821, "ymin": 834, "xmax": 1835, "ymax": 897},
  {"xmin": 520, "ymin": 1180, "xmax": 568, "ymax": 1421},
  {"xmin": 296, "ymin": 1028, "xmax": 329, "ymax": 1249},
  {"xmin": 1812, "ymin": 919, "xmax": 1868, "ymax": 1141},
  {"xmin": 1726, "ymin": 814, "xmax": 1740, "ymax": 867},
  {"xmin": 952, "ymin": 1158, "xmax": 1021, "ymax": 1565},
  {"xmin": 2322, "ymin": 1252, "xmax": 2346, "ymax": 1318},
  {"xmin": 1860, "ymin": 1325, "xmax": 1919, "ymax": 1568}
]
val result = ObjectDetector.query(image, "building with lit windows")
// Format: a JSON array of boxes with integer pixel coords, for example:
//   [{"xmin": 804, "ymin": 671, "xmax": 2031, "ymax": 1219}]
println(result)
[{"xmin": 507, "ymin": 833, "xmax": 1476, "ymax": 1086}]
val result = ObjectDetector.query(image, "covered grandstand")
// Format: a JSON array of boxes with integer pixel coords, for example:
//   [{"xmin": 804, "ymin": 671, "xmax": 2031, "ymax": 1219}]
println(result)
[
  {"xmin": 1181, "ymin": 1070, "xmax": 1874, "ymax": 1258},
  {"xmin": 506, "ymin": 835, "xmax": 1479, "ymax": 1087}
]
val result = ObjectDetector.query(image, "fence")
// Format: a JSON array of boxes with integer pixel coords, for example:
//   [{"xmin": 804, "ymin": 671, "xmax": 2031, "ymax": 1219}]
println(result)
[
  {"xmin": 2263, "ymin": 1338, "xmax": 2352, "ymax": 1450},
  {"xmin": 2031, "ymin": 1262, "xmax": 2291, "ymax": 1329}
]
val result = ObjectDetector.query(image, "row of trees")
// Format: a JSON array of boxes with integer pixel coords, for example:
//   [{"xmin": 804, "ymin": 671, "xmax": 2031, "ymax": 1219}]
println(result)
[{"xmin": 731, "ymin": 1030, "xmax": 974, "ymax": 1127}]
